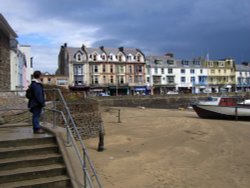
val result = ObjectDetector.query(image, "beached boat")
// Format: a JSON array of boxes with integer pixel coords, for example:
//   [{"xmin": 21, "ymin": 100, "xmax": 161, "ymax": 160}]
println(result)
[{"xmin": 192, "ymin": 96, "xmax": 250, "ymax": 120}]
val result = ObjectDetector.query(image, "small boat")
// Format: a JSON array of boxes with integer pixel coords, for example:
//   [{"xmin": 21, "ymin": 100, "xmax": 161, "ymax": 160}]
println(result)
[{"xmin": 192, "ymin": 96, "xmax": 250, "ymax": 120}]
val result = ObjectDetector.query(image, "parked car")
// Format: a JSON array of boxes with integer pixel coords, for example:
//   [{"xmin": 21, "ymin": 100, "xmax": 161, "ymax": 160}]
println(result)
[
  {"xmin": 166, "ymin": 91, "xmax": 179, "ymax": 95},
  {"xmin": 98, "ymin": 92, "xmax": 110, "ymax": 96}
]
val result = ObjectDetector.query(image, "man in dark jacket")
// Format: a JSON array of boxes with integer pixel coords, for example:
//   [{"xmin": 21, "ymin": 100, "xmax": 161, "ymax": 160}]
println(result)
[{"xmin": 28, "ymin": 71, "xmax": 45, "ymax": 134}]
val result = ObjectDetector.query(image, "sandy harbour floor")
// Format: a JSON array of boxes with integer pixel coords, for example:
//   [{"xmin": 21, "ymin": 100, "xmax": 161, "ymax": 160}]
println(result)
[{"xmin": 84, "ymin": 107, "xmax": 250, "ymax": 188}]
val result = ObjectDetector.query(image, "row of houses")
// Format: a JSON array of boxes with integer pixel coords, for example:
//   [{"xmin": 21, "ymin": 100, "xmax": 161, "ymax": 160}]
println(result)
[
  {"xmin": 0, "ymin": 14, "xmax": 33, "ymax": 91},
  {"xmin": 55, "ymin": 44, "xmax": 250, "ymax": 95}
]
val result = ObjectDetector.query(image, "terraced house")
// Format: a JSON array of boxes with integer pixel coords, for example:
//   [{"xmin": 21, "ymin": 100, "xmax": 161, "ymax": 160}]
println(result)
[
  {"xmin": 235, "ymin": 63, "xmax": 250, "ymax": 91},
  {"xmin": 146, "ymin": 55, "xmax": 208, "ymax": 94},
  {"xmin": 57, "ymin": 44, "xmax": 146, "ymax": 95},
  {"xmin": 206, "ymin": 58, "xmax": 236, "ymax": 93}
]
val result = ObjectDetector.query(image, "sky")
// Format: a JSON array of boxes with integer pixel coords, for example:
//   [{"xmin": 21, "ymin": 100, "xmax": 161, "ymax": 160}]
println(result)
[{"xmin": 1, "ymin": 0, "xmax": 250, "ymax": 73}]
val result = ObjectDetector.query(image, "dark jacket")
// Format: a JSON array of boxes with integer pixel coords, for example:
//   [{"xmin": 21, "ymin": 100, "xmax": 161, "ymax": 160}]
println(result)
[{"xmin": 28, "ymin": 80, "xmax": 45, "ymax": 109}]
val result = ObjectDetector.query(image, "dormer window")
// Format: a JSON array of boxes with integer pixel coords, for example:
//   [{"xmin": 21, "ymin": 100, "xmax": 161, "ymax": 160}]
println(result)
[
  {"xmin": 101, "ymin": 54, "xmax": 106, "ymax": 60},
  {"xmin": 77, "ymin": 54, "xmax": 81, "ymax": 61},
  {"xmin": 119, "ymin": 55, "xmax": 123, "ymax": 62},
  {"xmin": 137, "ymin": 54, "xmax": 141, "ymax": 62},
  {"xmin": 93, "ymin": 54, "xmax": 97, "ymax": 61},
  {"xmin": 89, "ymin": 54, "xmax": 92, "ymax": 59}
]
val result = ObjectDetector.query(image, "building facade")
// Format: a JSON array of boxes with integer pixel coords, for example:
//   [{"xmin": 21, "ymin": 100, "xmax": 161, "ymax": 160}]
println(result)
[
  {"xmin": 57, "ymin": 44, "xmax": 146, "ymax": 95},
  {"xmin": 0, "ymin": 14, "xmax": 18, "ymax": 90},
  {"xmin": 206, "ymin": 58, "xmax": 236, "ymax": 93},
  {"xmin": 235, "ymin": 64, "xmax": 250, "ymax": 91}
]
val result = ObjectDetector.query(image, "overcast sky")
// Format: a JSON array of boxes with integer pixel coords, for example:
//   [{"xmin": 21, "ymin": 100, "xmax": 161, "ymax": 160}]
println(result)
[{"xmin": 1, "ymin": 0, "xmax": 250, "ymax": 73}]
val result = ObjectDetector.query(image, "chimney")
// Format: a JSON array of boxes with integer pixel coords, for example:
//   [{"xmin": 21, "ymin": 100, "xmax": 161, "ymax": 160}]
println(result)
[
  {"xmin": 100, "ymin": 46, "xmax": 104, "ymax": 51},
  {"xmin": 81, "ymin": 44, "xmax": 86, "ymax": 50},
  {"xmin": 64, "ymin": 43, "xmax": 67, "ymax": 47},
  {"xmin": 165, "ymin": 52, "xmax": 174, "ymax": 58},
  {"xmin": 119, "ymin": 46, "xmax": 124, "ymax": 51}
]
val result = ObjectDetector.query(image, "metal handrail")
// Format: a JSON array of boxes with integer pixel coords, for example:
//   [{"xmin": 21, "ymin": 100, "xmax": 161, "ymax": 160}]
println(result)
[
  {"xmin": 45, "ymin": 88, "xmax": 103, "ymax": 188},
  {"xmin": 0, "ymin": 89, "xmax": 103, "ymax": 188}
]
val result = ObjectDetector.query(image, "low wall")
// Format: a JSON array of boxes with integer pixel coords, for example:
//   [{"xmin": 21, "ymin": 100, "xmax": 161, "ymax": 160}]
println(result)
[{"xmin": 96, "ymin": 93, "xmax": 248, "ymax": 109}]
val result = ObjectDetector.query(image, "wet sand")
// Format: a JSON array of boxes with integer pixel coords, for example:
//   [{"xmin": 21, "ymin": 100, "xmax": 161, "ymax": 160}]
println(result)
[{"xmin": 84, "ymin": 107, "xmax": 250, "ymax": 188}]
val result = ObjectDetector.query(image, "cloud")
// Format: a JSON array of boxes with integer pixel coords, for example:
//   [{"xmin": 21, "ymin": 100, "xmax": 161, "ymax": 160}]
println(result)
[{"xmin": 1, "ymin": 0, "xmax": 250, "ymax": 73}]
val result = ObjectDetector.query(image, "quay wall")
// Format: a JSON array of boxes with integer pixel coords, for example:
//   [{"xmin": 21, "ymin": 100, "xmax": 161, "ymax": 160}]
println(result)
[{"xmin": 95, "ymin": 93, "xmax": 248, "ymax": 109}]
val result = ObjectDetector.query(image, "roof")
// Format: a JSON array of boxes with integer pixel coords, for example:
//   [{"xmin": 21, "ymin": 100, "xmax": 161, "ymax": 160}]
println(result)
[
  {"xmin": 0, "ymin": 14, "xmax": 17, "ymax": 38},
  {"xmin": 235, "ymin": 64, "xmax": 250, "ymax": 72}
]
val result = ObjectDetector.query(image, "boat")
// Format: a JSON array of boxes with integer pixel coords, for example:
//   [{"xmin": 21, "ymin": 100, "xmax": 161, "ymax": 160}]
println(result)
[{"xmin": 192, "ymin": 96, "xmax": 250, "ymax": 120}]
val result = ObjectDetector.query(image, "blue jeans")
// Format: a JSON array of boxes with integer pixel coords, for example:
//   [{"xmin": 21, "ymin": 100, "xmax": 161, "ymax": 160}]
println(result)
[{"xmin": 31, "ymin": 107, "xmax": 42, "ymax": 130}]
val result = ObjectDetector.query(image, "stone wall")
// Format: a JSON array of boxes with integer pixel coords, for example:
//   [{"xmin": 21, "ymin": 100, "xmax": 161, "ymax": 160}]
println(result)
[
  {"xmin": 0, "ymin": 29, "xmax": 11, "ymax": 90},
  {"xmin": 96, "ymin": 93, "xmax": 247, "ymax": 109}
]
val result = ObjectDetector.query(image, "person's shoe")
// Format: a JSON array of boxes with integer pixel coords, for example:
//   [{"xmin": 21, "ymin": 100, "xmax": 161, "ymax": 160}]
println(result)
[{"xmin": 34, "ymin": 129, "xmax": 45, "ymax": 134}]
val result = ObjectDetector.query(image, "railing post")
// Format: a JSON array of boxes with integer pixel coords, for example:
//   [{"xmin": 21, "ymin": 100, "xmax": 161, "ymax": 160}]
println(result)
[
  {"xmin": 98, "ymin": 121, "xmax": 104, "ymax": 152},
  {"xmin": 53, "ymin": 89, "xmax": 57, "ymax": 128},
  {"xmin": 235, "ymin": 106, "xmax": 238, "ymax": 121},
  {"xmin": 118, "ymin": 109, "xmax": 121, "ymax": 123},
  {"xmin": 83, "ymin": 150, "xmax": 87, "ymax": 188}
]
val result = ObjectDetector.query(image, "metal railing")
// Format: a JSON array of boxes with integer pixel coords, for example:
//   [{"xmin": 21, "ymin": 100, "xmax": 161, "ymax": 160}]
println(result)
[{"xmin": 0, "ymin": 89, "xmax": 103, "ymax": 188}]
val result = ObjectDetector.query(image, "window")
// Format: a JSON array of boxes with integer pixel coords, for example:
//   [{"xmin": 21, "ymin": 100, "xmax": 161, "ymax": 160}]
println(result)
[
  {"xmin": 181, "ymin": 77, "xmax": 186, "ymax": 83},
  {"xmin": 101, "ymin": 54, "xmax": 106, "ymax": 60},
  {"xmin": 209, "ymin": 62, "xmax": 213, "ymax": 67},
  {"xmin": 219, "ymin": 62, "xmax": 225, "ymax": 67},
  {"xmin": 181, "ymin": 60, "xmax": 189, "ymax": 66},
  {"xmin": 109, "ymin": 55, "xmax": 113, "ymax": 60},
  {"xmin": 110, "ymin": 76, "xmax": 114, "ymax": 83},
  {"xmin": 137, "ymin": 54, "xmax": 141, "ymax": 62},
  {"xmin": 57, "ymin": 79, "xmax": 67, "ymax": 86},
  {"xmin": 77, "ymin": 54, "xmax": 81, "ymax": 61},
  {"xmin": 190, "ymin": 77, "xmax": 195, "ymax": 83},
  {"xmin": 129, "ymin": 65, "xmax": 133, "ymax": 73},
  {"xmin": 129, "ymin": 76, "xmax": 133, "ymax": 83},
  {"xmin": 161, "ymin": 68, "xmax": 164, "ymax": 74},
  {"xmin": 102, "ymin": 65, "xmax": 106, "ymax": 73},
  {"xmin": 110, "ymin": 65, "xmax": 113, "ymax": 73},
  {"xmin": 190, "ymin": 69, "xmax": 195, "ymax": 74},
  {"xmin": 168, "ymin": 68, "xmax": 173, "ymax": 74},
  {"xmin": 93, "ymin": 54, "xmax": 97, "ymax": 61},
  {"xmin": 127, "ymin": 55, "xmax": 132, "ymax": 61},
  {"xmin": 167, "ymin": 76, "xmax": 174, "ymax": 84},
  {"xmin": 181, "ymin": 69, "xmax": 185, "ymax": 74},
  {"xmin": 103, "ymin": 76, "xmax": 106, "ymax": 83},
  {"xmin": 119, "ymin": 55, "xmax": 123, "ymax": 62},
  {"xmin": 94, "ymin": 76, "xmax": 98, "ymax": 84},
  {"xmin": 74, "ymin": 65, "xmax": 83, "ymax": 75},
  {"xmin": 200, "ymin": 69, "xmax": 203, "ymax": 74},
  {"xmin": 211, "ymin": 70, "xmax": 215, "ymax": 74},
  {"xmin": 94, "ymin": 65, "xmax": 98, "ymax": 73},
  {"xmin": 146, "ymin": 77, "xmax": 150, "ymax": 83},
  {"xmin": 48, "ymin": 78, "xmax": 51, "ymax": 84},
  {"xmin": 138, "ymin": 65, "xmax": 142, "ymax": 73},
  {"xmin": 167, "ymin": 60, "xmax": 174, "ymax": 65},
  {"xmin": 120, "ymin": 76, "xmax": 124, "ymax": 84},
  {"xmin": 154, "ymin": 68, "xmax": 158, "ymax": 74}
]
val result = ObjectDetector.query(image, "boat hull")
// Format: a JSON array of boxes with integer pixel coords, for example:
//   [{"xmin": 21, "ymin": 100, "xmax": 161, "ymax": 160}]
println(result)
[{"xmin": 192, "ymin": 105, "xmax": 250, "ymax": 120}]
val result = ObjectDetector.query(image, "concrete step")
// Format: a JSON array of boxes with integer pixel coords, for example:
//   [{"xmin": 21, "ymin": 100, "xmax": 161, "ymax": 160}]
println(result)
[
  {"xmin": 0, "ymin": 164, "xmax": 67, "ymax": 184},
  {"xmin": 0, "ymin": 175, "xmax": 72, "ymax": 188},
  {"xmin": 0, "ymin": 136, "xmax": 56, "ymax": 148},
  {"xmin": 0, "ymin": 143, "xmax": 59, "ymax": 159},
  {"xmin": 0, "ymin": 153, "xmax": 63, "ymax": 171}
]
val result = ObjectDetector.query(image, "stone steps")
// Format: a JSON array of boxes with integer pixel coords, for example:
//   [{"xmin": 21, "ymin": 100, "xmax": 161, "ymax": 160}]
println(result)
[
  {"xmin": 0, "ymin": 135, "xmax": 72, "ymax": 187},
  {"xmin": 0, "ymin": 175, "xmax": 71, "ymax": 188}
]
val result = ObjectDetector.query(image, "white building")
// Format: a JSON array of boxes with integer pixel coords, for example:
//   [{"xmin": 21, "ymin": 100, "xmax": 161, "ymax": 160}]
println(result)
[
  {"xmin": 19, "ymin": 45, "xmax": 33, "ymax": 88},
  {"xmin": 235, "ymin": 64, "xmax": 250, "ymax": 91}
]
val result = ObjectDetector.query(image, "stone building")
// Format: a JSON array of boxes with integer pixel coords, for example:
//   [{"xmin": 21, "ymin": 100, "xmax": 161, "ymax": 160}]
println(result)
[{"xmin": 0, "ymin": 14, "xmax": 18, "ymax": 90}]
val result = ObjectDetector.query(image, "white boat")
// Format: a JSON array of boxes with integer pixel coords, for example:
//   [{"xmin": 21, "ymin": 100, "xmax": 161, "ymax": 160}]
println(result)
[{"xmin": 192, "ymin": 96, "xmax": 250, "ymax": 120}]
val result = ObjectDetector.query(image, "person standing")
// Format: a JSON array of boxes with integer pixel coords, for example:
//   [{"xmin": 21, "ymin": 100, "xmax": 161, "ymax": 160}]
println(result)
[{"xmin": 28, "ymin": 71, "xmax": 45, "ymax": 134}]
